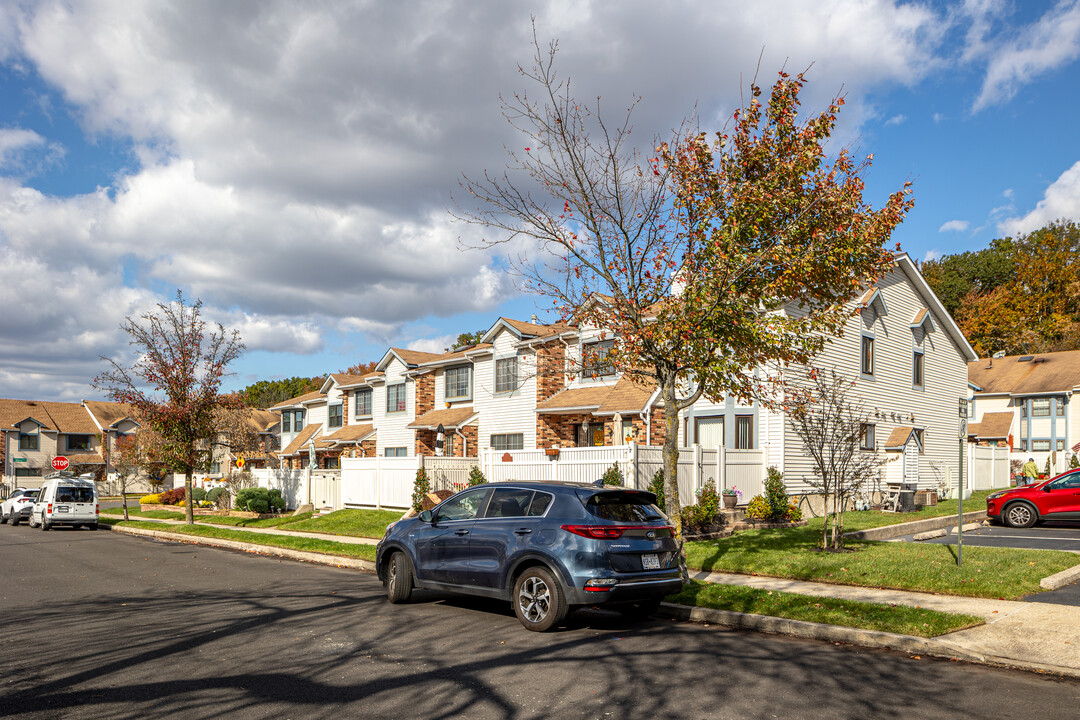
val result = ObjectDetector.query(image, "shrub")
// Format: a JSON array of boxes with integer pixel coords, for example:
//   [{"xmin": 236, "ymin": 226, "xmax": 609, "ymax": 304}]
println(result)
[
  {"xmin": 411, "ymin": 468, "xmax": 430, "ymax": 513},
  {"xmin": 159, "ymin": 488, "xmax": 186, "ymax": 505},
  {"xmin": 680, "ymin": 479, "xmax": 721, "ymax": 534},
  {"xmin": 764, "ymin": 466, "xmax": 792, "ymax": 521},
  {"xmin": 648, "ymin": 469, "xmax": 665, "ymax": 513},
  {"xmin": 139, "ymin": 493, "xmax": 163, "ymax": 505},
  {"xmin": 1072, "ymin": 454, "xmax": 1079, "ymax": 469},
  {"xmin": 600, "ymin": 463, "xmax": 623, "ymax": 486},
  {"xmin": 268, "ymin": 488, "xmax": 285, "ymax": 512},
  {"xmin": 191, "ymin": 487, "xmax": 207, "ymax": 503},
  {"xmin": 468, "ymin": 466, "xmax": 486, "ymax": 486},
  {"xmin": 744, "ymin": 494, "xmax": 770, "ymax": 520},
  {"xmin": 697, "ymin": 478, "xmax": 719, "ymax": 516},
  {"xmin": 207, "ymin": 487, "xmax": 230, "ymax": 508},
  {"xmin": 787, "ymin": 499, "xmax": 803, "ymax": 522},
  {"xmin": 236, "ymin": 487, "xmax": 270, "ymax": 513}
]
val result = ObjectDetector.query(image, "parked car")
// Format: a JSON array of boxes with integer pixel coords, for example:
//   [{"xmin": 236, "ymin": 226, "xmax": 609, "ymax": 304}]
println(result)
[
  {"xmin": 986, "ymin": 467, "xmax": 1080, "ymax": 528},
  {"xmin": 375, "ymin": 481, "xmax": 682, "ymax": 631},
  {"xmin": 1, "ymin": 488, "xmax": 40, "ymax": 525},
  {"xmin": 29, "ymin": 472, "xmax": 99, "ymax": 531}
]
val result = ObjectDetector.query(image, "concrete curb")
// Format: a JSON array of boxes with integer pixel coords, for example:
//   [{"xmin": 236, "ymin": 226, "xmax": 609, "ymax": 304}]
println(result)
[
  {"xmin": 104, "ymin": 523, "xmax": 377, "ymax": 573},
  {"xmin": 844, "ymin": 510, "xmax": 987, "ymax": 541},
  {"xmin": 912, "ymin": 529, "xmax": 947, "ymax": 541},
  {"xmin": 657, "ymin": 603, "xmax": 1080, "ymax": 679},
  {"xmin": 1040, "ymin": 562, "xmax": 1080, "ymax": 590}
]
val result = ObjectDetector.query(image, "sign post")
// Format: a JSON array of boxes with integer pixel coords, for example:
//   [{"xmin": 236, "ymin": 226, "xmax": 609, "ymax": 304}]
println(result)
[
  {"xmin": 52, "ymin": 456, "xmax": 69, "ymax": 472},
  {"xmin": 957, "ymin": 398, "xmax": 968, "ymax": 567}
]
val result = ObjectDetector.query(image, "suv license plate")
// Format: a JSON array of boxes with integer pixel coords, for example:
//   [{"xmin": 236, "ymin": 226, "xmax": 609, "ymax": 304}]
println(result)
[
  {"xmin": 56, "ymin": 506, "xmax": 69, "ymax": 513},
  {"xmin": 641, "ymin": 553, "xmax": 660, "ymax": 570}
]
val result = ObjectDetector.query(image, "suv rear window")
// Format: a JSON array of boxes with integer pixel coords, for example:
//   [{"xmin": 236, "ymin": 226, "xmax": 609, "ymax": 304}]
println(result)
[
  {"xmin": 57, "ymin": 486, "xmax": 94, "ymax": 503},
  {"xmin": 583, "ymin": 491, "xmax": 662, "ymax": 522}
]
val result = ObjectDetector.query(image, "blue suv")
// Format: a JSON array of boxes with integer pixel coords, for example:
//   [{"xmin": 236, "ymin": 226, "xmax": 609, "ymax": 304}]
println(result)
[{"xmin": 376, "ymin": 481, "xmax": 683, "ymax": 631}]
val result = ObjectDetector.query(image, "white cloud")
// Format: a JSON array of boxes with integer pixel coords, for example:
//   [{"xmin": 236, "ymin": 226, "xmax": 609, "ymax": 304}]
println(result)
[
  {"xmin": 938, "ymin": 219, "xmax": 970, "ymax": 233},
  {"xmin": 1000, "ymin": 160, "xmax": 1080, "ymax": 236},
  {"xmin": 923, "ymin": 249, "xmax": 942, "ymax": 263},
  {"xmin": 407, "ymin": 335, "xmax": 457, "ymax": 354},
  {"xmin": 933, "ymin": 112, "xmax": 945, "ymax": 123},
  {"xmin": 884, "ymin": 114, "xmax": 906, "ymax": 126},
  {"xmin": 971, "ymin": 0, "xmax": 1080, "ymax": 111},
  {"xmin": 0, "ymin": 127, "xmax": 64, "ymax": 175}
]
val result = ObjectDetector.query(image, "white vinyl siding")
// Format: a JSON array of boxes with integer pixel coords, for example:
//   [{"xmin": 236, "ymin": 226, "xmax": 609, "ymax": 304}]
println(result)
[
  {"xmin": 374, "ymin": 359, "xmax": 415, "ymax": 455},
  {"xmin": 475, "ymin": 329, "xmax": 540, "ymax": 451}
]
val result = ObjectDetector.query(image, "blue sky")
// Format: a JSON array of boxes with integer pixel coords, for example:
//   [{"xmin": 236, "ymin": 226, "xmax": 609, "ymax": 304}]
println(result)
[{"xmin": 1, "ymin": 0, "xmax": 1079, "ymax": 402}]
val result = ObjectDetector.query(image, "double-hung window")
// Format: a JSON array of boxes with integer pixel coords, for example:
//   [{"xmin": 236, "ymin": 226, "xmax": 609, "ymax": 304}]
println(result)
[
  {"xmin": 19, "ymin": 432, "xmax": 38, "ymax": 451},
  {"xmin": 384, "ymin": 447, "xmax": 408, "ymax": 457},
  {"xmin": 387, "ymin": 383, "xmax": 407, "ymax": 413},
  {"xmin": 583, "ymin": 339, "xmax": 615, "ymax": 378},
  {"xmin": 735, "ymin": 416, "xmax": 754, "ymax": 449},
  {"xmin": 445, "ymin": 366, "xmax": 471, "ymax": 401},
  {"xmin": 495, "ymin": 357, "xmax": 519, "ymax": 393},
  {"xmin": 66, "ymin": 434, "xmax": 90, "ymax": 452},
  {"xmin": 328, "ymin": 404, "xmax": 343, "ymax": 428},
  {"xmin": 1032, "ymin": 398, "xmax": 1050, "ymax": 417},
  {"xmin": 355, "ymin": 388, "xmax": 373, "ymax": 417},
  {"xmin": 282, "ymin": 412, "xmax": 291, "ymax": 433}
]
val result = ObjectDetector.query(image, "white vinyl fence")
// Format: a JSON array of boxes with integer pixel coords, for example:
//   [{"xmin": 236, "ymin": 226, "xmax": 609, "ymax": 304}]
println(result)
[
  {"xmin": 255, "ymin": 443, "xmax": 768, "ymax": 512},
  {"xmin": 967, "ymin": 445, "xmax": 1011, "ymax": 491}
]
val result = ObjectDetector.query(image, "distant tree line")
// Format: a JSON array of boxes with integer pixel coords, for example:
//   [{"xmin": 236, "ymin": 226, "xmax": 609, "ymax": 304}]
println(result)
[{"xmin": 921, "ymin": 219, "xmax": 1080, "ymax": 357}]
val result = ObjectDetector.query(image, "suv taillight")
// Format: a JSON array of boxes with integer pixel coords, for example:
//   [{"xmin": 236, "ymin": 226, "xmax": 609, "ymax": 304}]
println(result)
[
  {"xmin": 561, "ymin": 525, "xmax": 629, "ymax": 539},
  {"xmin": 47, "ymin": 503, "xmax": 52, "ymax": 514}
]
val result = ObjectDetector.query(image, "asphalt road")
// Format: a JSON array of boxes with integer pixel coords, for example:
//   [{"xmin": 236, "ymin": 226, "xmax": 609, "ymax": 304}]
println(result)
[{"xmin": 3, "ymin": 525, "xmax": 1080, "ymax": 720}]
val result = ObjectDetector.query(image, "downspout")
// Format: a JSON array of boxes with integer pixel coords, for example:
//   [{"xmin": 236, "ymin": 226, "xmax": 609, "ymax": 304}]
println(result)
[{"xmin": 454, "ymin": 427, "xmax": 468, "ymax": 457}]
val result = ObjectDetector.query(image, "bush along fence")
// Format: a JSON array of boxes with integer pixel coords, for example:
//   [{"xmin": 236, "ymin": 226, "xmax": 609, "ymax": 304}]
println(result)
[{"xmin": 252, "ymin": 443, "xmax": 768, "ymax": 513}]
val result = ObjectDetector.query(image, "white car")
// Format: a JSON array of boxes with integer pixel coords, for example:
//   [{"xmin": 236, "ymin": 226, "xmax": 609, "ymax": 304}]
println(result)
[{"xmin": 2, "ymin": 488, "xmax": 41, "ymax": 526}]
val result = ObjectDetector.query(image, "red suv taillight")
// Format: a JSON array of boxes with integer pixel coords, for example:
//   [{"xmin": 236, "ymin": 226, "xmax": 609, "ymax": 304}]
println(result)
[
  {"xmin": 47, "ymin": 503, "xmax": 52, "ymax": 514},
  {"xmin": 561, "ymin": 525, "xmax": 630, "ymax": 539}
]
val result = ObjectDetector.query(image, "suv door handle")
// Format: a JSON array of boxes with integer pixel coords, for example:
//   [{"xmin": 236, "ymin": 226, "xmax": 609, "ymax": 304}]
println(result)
[
  {"xmin": 454, "ymin": 529, "xmax": 470, "ymax": 536},
  {"xmin": 514, "ymin": 528, "xmax": 533, "ymax": 535}
]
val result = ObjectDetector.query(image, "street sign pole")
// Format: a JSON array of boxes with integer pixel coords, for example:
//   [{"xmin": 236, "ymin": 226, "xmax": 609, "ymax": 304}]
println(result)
[{"xmin": 958, "ymin": 398, "xmax": 968, "ymax": 567}]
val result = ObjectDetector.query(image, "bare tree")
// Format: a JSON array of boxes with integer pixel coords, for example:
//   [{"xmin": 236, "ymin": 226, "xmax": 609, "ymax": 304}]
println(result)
[{"xmin": 787, "ymin": 370, "xmax": 884, "ymax": 550}]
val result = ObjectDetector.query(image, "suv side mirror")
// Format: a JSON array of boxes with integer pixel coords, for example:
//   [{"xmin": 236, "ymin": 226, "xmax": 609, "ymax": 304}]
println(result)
[{"xmin": 419, "ymin": 509, "xmax": 433, "ymax": 523}]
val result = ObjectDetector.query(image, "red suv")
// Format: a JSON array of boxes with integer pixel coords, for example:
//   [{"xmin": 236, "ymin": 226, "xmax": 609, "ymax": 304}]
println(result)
[{"xmin": 986, "ymin": 468, "xmax": 1080, "ymax": 527}]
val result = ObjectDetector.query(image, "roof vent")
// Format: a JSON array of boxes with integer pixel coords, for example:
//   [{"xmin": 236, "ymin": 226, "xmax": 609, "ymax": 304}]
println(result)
[
  {"xmin": 992, "ymin": 351, "xmax": 1006, "ymax": 359},
  {"xmin": 1017, "ymin": 355, "xmax": 1034, "ymax": 362},
  {"xmin": 1033, "ymin": 357, "xmax": 1046, "ymax": 364}
]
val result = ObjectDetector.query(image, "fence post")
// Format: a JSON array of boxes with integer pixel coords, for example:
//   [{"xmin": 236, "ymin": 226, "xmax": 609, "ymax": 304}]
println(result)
[
  {"xmin": 692, "ymin": 443, "xmax": 701, "ymax": 492},
  {"xmin": 719, "ymin": 446, "xmax": 727, "ymax": 493},
  {"xmin": 631, "ymin": 441, "xmax": 639, "ymax": 489},
  {"xmin": 715, "ymin": 446, "xmax": 722, "ymax": 493},
  {"xmin": 375, "ymin": 455, "xmax": 382, "ymax": 511}
]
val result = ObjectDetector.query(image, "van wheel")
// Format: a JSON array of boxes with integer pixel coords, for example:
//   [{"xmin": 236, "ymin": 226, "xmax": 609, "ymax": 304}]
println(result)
[
  {"xmin": 41, "ymin": 519, "xmax": 51, "ymax": 531},
  {"xmin": 28, "ymin": 514, "xmax": 37, "ymax": 528},
  {"xmin": 513, "ymin": 567, "xmax": 567, "ymax": 632},
  {"xmin": 88, "ymin": 523, "xmax": 98, "ymax": 531}
]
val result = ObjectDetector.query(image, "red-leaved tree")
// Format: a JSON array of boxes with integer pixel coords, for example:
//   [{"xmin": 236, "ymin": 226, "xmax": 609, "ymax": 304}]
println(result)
[
  {"xmin": 94, "ymin": 291, "xmax": 244, "ymax": 524},
  {"xmin": 458, "ymin": 34, "xmax": 913, "ymax": 551}
]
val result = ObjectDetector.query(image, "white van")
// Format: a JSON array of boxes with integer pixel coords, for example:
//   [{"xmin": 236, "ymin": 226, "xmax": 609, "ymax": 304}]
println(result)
[{"xmin": 30, "ymin": 471, "xmax": 98, "ymax": 531}]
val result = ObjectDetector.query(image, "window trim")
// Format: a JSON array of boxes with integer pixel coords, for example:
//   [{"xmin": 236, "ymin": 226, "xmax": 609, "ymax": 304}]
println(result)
[
  {"xmin": 912, "ymin": 349, "xmax": 924, "ymax": 389},
  {"xmin": 735, "ymin": 415, "xmax": 754, "ymax": 450},
  {"xmin": 281, "ymin": 412, "xmax": 291, "ymax": 433},
  {"xmin": 491, "ymin": 433, "xmax": 524, "ymax": 451},
  {"xmin": 328, "ymin": 403, "xmax": 344, "ymax": 428},
  {"xmin": 582, "ymin": 338, "xmax": 616, "ymax": 379},
  {"xmin": 354, "ymin": 388, "xmax": 373, "ymax": 418},
  {"xmin": 1032, "ymin": 398, "xmax": 1051, "ymax": 418},
  {"xmin": 494, "ymin": 356, "xmax": 519, "ymax": 394},
  {"xmin": 1032, "ymin": 439, "xmax": 1051, "ymax": 452},
  {"xmin": 66, "ymin": 434, "xmax": 91, "ymax": 452},
  {"xmin": 386, "ymin": 383, "xmax": 407, "ymax": 413},
  {"xmin": 860, "ymin": 423, "xmax": 875, "ymax": 451},
  {"xmin": 384, "ymin": 446, "xmax": 408, "ymax": 457},
  {"xmin": 860, "ymin": 334, "xmax": 875, "ymax": 377},
  {"xmin": 19, "ymin": 431, "xmax": 39, "ymax": 451},
  {"xmin": 444, "ymin": 365, "xmax": 472, "ymax": 401}
]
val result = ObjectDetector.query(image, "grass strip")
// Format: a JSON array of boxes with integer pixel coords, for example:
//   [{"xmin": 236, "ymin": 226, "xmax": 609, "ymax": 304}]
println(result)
[
  {"xmin": 102, "ymin": 507, "xmax": 186, "ymax": 520},
  {"xmin": 196, "ymin": 512, "xmax": 315, "ymax": 528},
  {"xmin": 685, "ymin": 524, "xmax": 1077, "ymax": 599},
  {"xmin": 806, "ymin": 490, "xmax": 995, "ymax": 532},
  {"xmin": 284, "ymin": 508, "xmax": 403, "ymax": 539},
  {"xmin": 665, "ymin": 580, "xmax": 983, "ymax": 638},
  {"xmin": 102, "ymin": 518, "xmax": 377, "ymax": 562}
]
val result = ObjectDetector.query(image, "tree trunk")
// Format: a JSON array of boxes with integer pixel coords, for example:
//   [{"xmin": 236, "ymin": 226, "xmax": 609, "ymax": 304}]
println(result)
[
  {"xmin": 184, "ymin": 471, "xmax": 194, "ymax": 525},
  {"xmin": 121, "ymin": 479, "xmax": 129, "ymax": 521},
  {"xmin": 660, "ymin": 373, "xmax": 688, "ymax": 583}
]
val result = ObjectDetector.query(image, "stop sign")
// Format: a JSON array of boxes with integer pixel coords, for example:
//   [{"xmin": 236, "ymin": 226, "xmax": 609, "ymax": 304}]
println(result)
[{"xmin": 52, "ymin": 456, "xmax": 69, "ymax": 471}]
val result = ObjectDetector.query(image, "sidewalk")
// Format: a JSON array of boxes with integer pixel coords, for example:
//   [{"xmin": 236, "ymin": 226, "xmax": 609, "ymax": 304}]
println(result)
[{"xmin": 104, "ymin": 515, "xmax": 1080, "ymax": 679}]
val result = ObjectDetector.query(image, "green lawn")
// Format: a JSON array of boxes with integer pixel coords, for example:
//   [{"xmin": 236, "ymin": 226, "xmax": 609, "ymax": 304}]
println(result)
[
  {"xmin": 284, "ymin": 508, "xmax": 404, "ymax": 538},
  {"xmin": 665, "ymin": 581, "xmax": 984, "ymax": 637},
  {"xmin": 685, "ymin": 521, "xmax": 1077, "ymax": 599},
  {"xmin": 807, "ymin": 490, "xmax": 995, "ymax": 533},
  {"xmin": 102, "ymin": 507, "xmax": 186, "ymax": 520},
  {"xmin": 197, "ymin": 512, "xmax": 314, "ymax": 528},
  {"xmin": 101, "ymin": 517, "xmax": 377, "ymax": 561}
]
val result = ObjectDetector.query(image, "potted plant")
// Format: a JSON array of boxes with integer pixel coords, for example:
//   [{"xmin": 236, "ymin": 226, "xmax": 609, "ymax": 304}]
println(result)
[{"xmin": 722, "ymin": 486, "xmax": 741, "ymax": 509}]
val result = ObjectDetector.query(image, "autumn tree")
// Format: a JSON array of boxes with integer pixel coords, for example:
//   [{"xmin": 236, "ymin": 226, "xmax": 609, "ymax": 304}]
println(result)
[
  {"xmin": 95, "ymin": 291, "xmax": 244, "ymax": 524},
  {"xmin": 787, "ymin": 371, "xmax": 884, "ymax": 550},
  {"xmin": 450, "ymin": 330, "xmax": 487, "ymax": 351},
  {"xmin": 109, "ymin": 433, "xmax": 144, "ymax": 521},
  {"xmin": 338, "ymin": 360, "xmax": 378, "ymax": 376},
  {"xmin": 457, "ymin": 35, "xmax": 912, "ymax": 549}
]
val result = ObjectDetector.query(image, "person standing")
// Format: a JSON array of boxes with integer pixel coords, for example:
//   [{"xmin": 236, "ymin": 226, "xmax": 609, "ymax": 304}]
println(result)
[{"xmin": 1021, "ymin": 457, "xmax": 1040, "ymax": 485}]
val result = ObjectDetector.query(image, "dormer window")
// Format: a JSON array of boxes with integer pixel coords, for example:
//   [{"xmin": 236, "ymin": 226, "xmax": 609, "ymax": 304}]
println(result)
[
  {"xmin": 19, "ymin": 431, "xmax": 38, "ymax": 451},
  {"xmin": 583, "ymin": 339, "xmax": 615, "ymax": 378},
  {"xmin": 328, "ymin": 404, "xmax": 343, "ymax": 428}
]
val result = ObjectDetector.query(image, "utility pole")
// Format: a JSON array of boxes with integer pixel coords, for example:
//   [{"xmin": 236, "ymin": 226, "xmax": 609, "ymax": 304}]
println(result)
[{"xmin": 958, "ymin": 398, "xmax": 967, "ymax": 566}]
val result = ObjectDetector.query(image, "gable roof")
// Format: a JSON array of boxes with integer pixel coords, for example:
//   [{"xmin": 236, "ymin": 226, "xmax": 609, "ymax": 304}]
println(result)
[
  {"xmin": 892, "ymin": 253, "xmax": 977, "ymax": 363},
  {"xmin": 968, "ymin": 350, "xmax": 1080, "ymax": 396},
  {"xmin": 377, "ymin": 347, "xmax": 448, "ymax": 371},
  {"xmin": 245, "ymin": 409, "xmax": 281, "ymax": 434},
  {"xmin": 333, "ymin": 371, "xmax": 385, "ymax": 389},
  {"xmin": 968, "ymin": 411, "xmax": 1013, "ymax": 440},
  {"xmin": 0, "ymin": 399, "xmax": 100, "ymax": 434},
  {"xmin": 481, "ymin": 317, "xmax": 577, "ymax": 344},
  {"xmin": 883, "ymin": 426, "xmax": 916, "ymax": 449},
  {"xmin": 323, "ymin": 423, "xmax": 376, "ymax": 444},
  {"xmin": 408, "ymin": 407, "xmax": 479, "ymax": 430},
  {"xmin": 83, "ymin": 400, "xmax": 139, "ymax": 429},
  {"xmin": 536, "ymin": 377, "xmax": 657, "ymax": 416},
  {"xmin": 280, "ymin": 423, "xmax": 322, "ymax": 455},
  {"xmin": 269, "ymin": 390, "xmax": 327, "ymax": 410}
]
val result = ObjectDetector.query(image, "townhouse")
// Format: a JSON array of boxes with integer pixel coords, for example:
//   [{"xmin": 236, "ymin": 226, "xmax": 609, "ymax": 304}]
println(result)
[{"xmin": 968, "ymin": 349, "xmax": 1080, "ymax": 471}]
